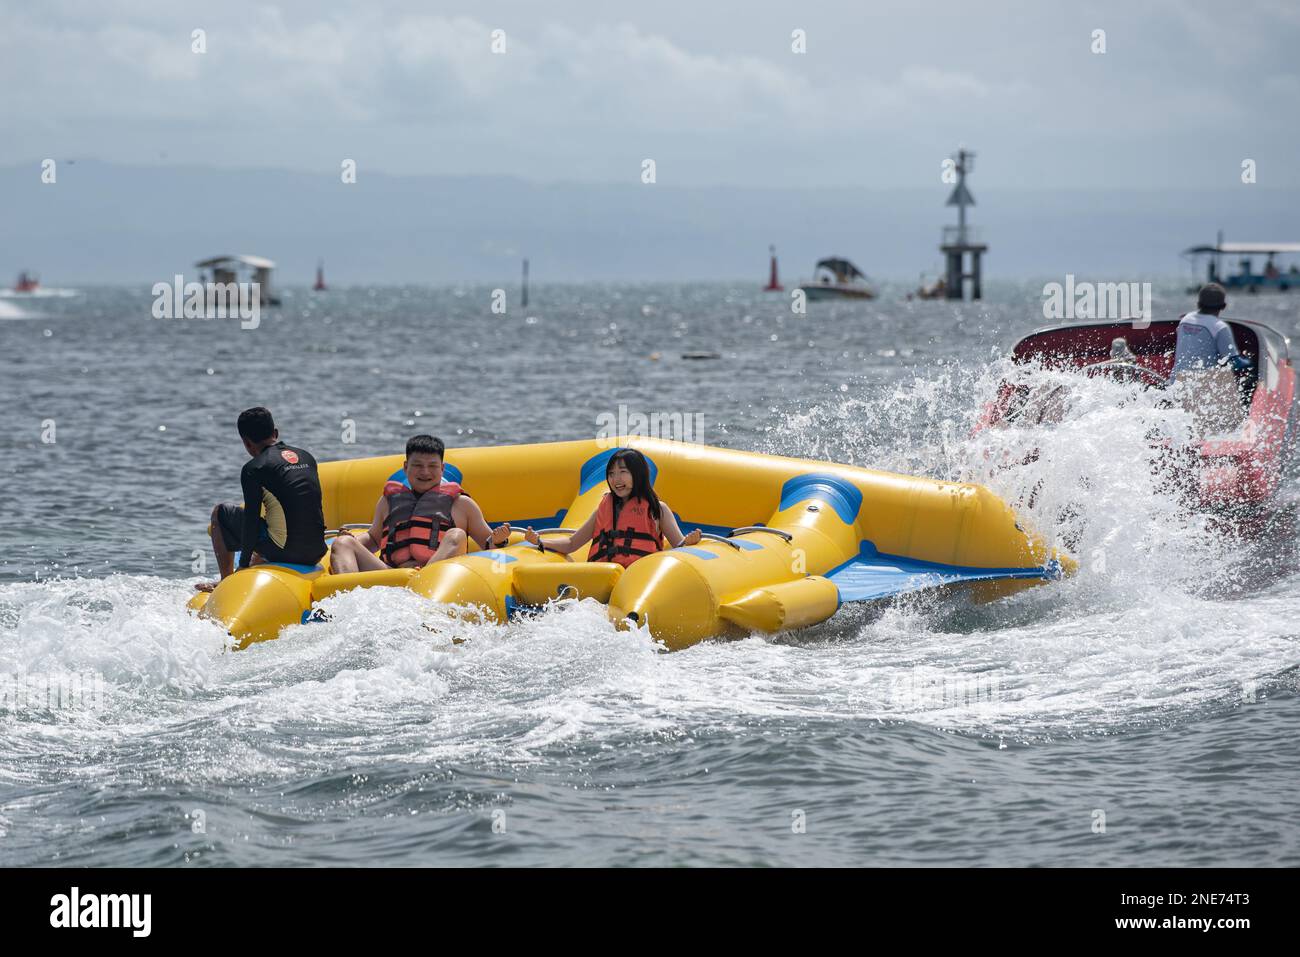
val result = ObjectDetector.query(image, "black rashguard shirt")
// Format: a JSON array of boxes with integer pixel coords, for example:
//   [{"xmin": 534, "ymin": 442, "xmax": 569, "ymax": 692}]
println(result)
[{"xmin": 239, "ymin": 442, "xmax": 327, "ymax": 568}]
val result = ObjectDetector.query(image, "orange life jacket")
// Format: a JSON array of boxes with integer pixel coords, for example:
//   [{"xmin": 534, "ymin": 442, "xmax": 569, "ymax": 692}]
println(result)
[
  {"xmin": 380, "ymin": 481, "xmax": 461, "ymax": 567},
  {"xmin": 588, "ymin": 493, "xmax": 663, "ymax": 568}
]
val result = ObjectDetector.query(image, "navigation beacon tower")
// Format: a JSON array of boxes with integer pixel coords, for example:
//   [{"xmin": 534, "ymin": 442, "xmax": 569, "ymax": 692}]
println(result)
[{"xmin": 940, "ymin": 147, "xmax": 987, "ymax": 300}]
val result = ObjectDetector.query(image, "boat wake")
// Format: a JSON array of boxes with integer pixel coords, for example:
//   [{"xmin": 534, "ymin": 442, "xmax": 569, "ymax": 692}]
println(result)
[
  {"xmin": 0, "ymin": 288, "xmax": 80, "ymax": 299},
  {"xmin": 0, "ymin": 299, "xmax": 31, "ymax": 320},
  {"xmin": 765, "ymin": 356, "xmax": 1300, "ymax": 721}
]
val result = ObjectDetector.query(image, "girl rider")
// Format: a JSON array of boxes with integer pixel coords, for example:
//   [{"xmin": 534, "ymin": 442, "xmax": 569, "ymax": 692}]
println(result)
[{"xmin": 524, "ymin": 448, "xmax": 699, "ymax": 565}]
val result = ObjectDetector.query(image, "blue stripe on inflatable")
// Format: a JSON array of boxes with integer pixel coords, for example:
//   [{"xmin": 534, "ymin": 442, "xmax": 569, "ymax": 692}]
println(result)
[
  {"xmin": 578, "ymin": 448, "xmax": 659, "ymax": 494},
  {"xmin": 497, "ymin": 510, "xmax": 568, "ymax": 531},
  {"xmin": 828, "ymin": 540, "xmax": 1050, "ymax": 604},
  {"xmin": 232, "ymin": 552, "xmax": 322, "ymax": 575},
  {"xmin": 671, "ymin": 546, "xmax": 718, "ymax": 560},
  {"xmin": 677, "ymin": 518, "xmax": 730, "ymax": 537},
  {"xmin": 267, "ymin": 562, "xmax": 324, "ymax": 574},
  {"xmin": 778, "ymin": 473, "xmax": 863, "ymax": 525},
  {"xmin": 467, "ymin": 551, "xmax": 518, "ymax": 564}
]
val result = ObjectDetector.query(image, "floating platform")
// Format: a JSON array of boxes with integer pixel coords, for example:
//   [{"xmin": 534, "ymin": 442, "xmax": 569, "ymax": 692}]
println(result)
[{"xmin": 189, "ymin": 438, "xmax": 1073, "ymax": 650}]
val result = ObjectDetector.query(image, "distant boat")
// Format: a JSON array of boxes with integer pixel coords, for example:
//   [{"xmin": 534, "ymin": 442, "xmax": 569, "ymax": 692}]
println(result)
[
  {"xmin": 1183, "ymin": 238, "xmax": 1300, "ymax": 293},
  {"xmin": 763, "ymin": 245, "xmax": 783, "ymax": 292},
  {"xmin": 796, "ymin": 257, "xmax": 876, "ymax": 301},
  {"xmin": 907, "ymin": 273, "xmax": 946, "ymax": 301},
  {"xmin": 13, "ymin": 271, "xmax": 39, "ymax": 293},
  {"xmin": 194, "ymin": 254, "xmax": 281, "ymax": 307},
  {"xmin": 313, "ymin": 260, "xmax": 327, "ymax": 292}
]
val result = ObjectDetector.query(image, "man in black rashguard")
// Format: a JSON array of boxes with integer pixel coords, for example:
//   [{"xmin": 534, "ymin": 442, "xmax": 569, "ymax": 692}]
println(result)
[{"xmin": 194, "ymin": 407, "xmax": 327, "ymax": 592}]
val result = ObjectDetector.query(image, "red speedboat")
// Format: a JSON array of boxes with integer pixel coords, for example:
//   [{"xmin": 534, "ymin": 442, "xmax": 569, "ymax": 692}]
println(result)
[
  {"xmin": 978, "ymin": 318, "xmax": 1298, "ymax": 511},
  {"xmin": 13, "ymin": 271, "xmax": 39, "ymax": 293}
]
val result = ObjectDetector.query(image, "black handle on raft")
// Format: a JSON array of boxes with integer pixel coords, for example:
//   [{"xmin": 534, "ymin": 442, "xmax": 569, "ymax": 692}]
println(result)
[
  {"xmin": 518, "ymin": 528, "xmax": 579, "ymax": 553},
  {"xmin": 325, "ymin": 523, "xmax": 374, "ymax": 536},
  {"xmin": 697, "ymin": 533, "xmax": 743, "ymax": 550},
  {"xmin": 730, "ymin": 526, "xmax": 794, "ymax": 543}
]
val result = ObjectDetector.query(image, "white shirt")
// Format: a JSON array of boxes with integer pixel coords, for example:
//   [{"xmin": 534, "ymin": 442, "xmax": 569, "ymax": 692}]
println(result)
[{"xmin": 1172, "ymin": 311, "xmax": 1239, "ymax": 373}]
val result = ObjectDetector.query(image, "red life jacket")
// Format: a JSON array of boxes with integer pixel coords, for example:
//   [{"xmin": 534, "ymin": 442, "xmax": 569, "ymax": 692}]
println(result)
[
  {"xmin": 588, "ymin": 493, "xmax": 663, "ymax": 568},
  {"xmin": 380, "ymin": 481, "xmax": 462, "ymax": 567}
]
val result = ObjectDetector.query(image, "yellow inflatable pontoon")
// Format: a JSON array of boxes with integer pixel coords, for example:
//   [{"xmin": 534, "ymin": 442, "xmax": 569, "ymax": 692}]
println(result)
[{"xmin": 189, "ymin": 438, "xmax": 1074, "ymax": 650}]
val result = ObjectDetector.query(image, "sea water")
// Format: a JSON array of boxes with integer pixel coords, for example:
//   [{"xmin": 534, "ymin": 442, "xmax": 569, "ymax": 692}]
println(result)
[{"xmin": 0, "ymin": 280, "xmax": 1296, "ymax": 865}]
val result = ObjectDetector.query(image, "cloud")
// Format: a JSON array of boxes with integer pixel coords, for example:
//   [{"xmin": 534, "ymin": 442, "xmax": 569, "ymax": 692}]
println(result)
[
  {"xmin": 1, "ymin": 2, "xmax": 1298, "ymax": 188},
  {"xmin": 899, "ymin": 67, "xmax": 991, "ymax": 99},
  {"xmin": 0, "ymin": 8, "xmax": 1005, "ymax": 131}
]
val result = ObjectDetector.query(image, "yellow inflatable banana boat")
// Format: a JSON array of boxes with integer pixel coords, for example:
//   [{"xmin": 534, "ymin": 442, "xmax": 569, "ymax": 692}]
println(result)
[{"xmin": 189, "ymin": 438, "xmax": 1074, "ymax": 650}]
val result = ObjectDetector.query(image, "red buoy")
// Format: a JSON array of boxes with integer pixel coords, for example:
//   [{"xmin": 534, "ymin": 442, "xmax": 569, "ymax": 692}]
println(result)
[
  {"xmin": 763, "ymin": 245, "xmax": 783, "ymax": 292},
  {"xmin": 313, "ymin": 260, "xmax": 327, "ymax": 291}
]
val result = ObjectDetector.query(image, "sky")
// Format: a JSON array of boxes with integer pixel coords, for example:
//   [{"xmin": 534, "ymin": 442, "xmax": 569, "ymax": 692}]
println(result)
[{"xmin": 4, "ymin": 0, "xmax": 1300, "ymax": 191}]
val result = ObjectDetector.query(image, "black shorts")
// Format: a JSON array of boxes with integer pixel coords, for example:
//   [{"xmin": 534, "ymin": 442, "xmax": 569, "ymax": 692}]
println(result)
[{"xmin": 213, "ymin": 503, "xmax": 321, "ymax": 566}]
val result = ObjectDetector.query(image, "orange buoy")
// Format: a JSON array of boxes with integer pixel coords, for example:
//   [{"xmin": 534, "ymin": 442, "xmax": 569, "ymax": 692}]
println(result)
[{"xmin": 763, "ymin": 245, "xmax": 783, "ymax": 292}]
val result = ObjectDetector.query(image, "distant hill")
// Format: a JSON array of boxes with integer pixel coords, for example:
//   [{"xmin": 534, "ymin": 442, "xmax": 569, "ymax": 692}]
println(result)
[{"xmin": 1, "ymin": 160, "xmax": 1294, "ymax": 284}]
